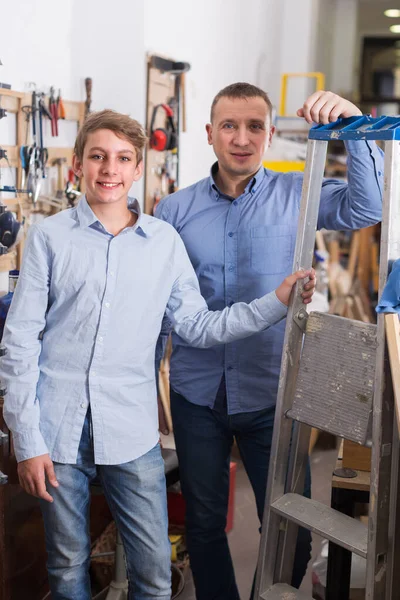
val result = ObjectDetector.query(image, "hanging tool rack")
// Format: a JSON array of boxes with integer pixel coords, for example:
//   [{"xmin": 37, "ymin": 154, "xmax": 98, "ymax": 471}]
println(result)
[{"xmin": 0, "ymin": 88, "xmax": 86, "ymax": 269}]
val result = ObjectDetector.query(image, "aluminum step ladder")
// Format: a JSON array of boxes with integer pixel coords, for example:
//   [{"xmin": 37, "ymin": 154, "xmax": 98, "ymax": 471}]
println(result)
[{"xmin": 254, "ymin": 116, "xmax": 400, "ymax": 600}]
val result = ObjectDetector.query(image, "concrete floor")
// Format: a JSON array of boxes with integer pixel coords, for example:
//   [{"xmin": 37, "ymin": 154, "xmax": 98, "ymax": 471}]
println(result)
[{"xmin": 171, "ymin": 442, "xmax": 339, "ymax": 600}]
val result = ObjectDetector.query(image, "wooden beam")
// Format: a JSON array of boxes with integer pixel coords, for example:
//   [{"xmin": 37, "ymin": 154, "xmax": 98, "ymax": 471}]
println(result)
[
  {"xmin": 385, "ymin": 313, "xmax": 400, "ymax": 435},
  {"xmin": 0, "ymin": 146, "xmax": 19, "ymax": 168},
  {"xmin": 0, "ymin": 89, "xmax": 24, "ymax": 114},
  {"xmin": 47, "ymin": 147, "xmax": 74, "ymax": 166}
]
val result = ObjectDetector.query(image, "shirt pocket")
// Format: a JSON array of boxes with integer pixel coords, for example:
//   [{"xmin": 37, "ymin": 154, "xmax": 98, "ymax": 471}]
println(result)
[{"xmin": 250, "ymin": 225, "xmax": 295, "ymax": 275}]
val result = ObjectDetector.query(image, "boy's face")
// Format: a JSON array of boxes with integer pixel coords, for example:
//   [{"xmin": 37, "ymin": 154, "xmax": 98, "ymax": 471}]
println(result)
[{"xmin": 73, "ymin": 129, "xmax": 143, "ymax": 207}]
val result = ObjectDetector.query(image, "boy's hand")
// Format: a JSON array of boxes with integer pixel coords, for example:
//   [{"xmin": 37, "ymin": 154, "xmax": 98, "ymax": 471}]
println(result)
[
  {"xmin": 297, "ymin": 91, "xmax": 362, "ymax": 125},
  {"xmin": 276, "ymin": 268, "xmax": 316, "ymax": 307},
  {"xmin": 17, "ymin": 454, "xmax": 59, "ymax": 503}
]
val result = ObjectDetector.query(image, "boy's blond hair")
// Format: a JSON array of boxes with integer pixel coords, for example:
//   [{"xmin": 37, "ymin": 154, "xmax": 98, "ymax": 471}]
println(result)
[{"xmin": 74, "ymin": 109, "xmax": 148, "ymax": 164}]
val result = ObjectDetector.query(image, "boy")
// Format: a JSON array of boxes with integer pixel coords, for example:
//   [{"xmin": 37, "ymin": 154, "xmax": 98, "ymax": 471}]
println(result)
[{"xmin": 0, "ymin": 109, "xmax": 315, "ymax": 600}]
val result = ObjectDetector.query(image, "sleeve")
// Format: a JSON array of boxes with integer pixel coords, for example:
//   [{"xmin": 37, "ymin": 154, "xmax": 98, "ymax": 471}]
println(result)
[
  {"xmin": 317, "ymin": 140, "xmax": 384, "ymax": 231},
  {"xmin": 0, "ymin": 225, "xmax": 51, "ymax": 462},
  {"xmin": 154, "ymin": 197, "xmax": 172, "ymax": 224},
  {"xmin": 165, "ymin": 234, "xmax": 287, "ymax": 348}
]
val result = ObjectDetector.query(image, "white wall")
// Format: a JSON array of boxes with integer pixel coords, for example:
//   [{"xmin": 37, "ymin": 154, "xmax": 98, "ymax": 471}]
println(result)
[
  {"xmin": 1, "ymin": 0, "xmax": 74, "ymax": 97},
  {"xmin": 144, "ymin": 0, "xmax": 285, "ymax": 187},
  {"xmin": 330, "ymin": 0, "xmax": 358, "ymax": 98},
  {"xmin": 70, "ymin": 0, "xmax": 146, "ymax": 198},
  {"xmin": 2, "ymin": 0, "xmax": 330, "ymax": 202}
]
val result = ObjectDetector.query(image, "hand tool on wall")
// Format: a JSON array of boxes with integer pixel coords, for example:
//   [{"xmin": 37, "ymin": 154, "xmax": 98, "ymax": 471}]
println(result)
[
  {"xmin": 49, "ymin": 86, "xmax": 59, "ymax": 137},
  {"xmin": 149, "ymin": 104, "xmax": 177, "ymax": 152},
  {"xmin": 52, "ymin": 157, "xmax": 67, "ymax": 200},
  {"xmin": 84, "ymin": 77, "xmax": 92, "ymax": 119},
  {"xmin": 65, "ymin": 168, "xmax": 81, "ymax": 207},
  {"xmin": 57, "ymin": 89, "xmax": 66, "ymax": 120}
]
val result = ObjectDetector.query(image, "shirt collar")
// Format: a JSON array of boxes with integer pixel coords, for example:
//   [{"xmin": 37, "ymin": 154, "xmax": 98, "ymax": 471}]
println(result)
[
  {"xmin": 76, "ymin": 196, "xmax": 151, "ymax": 237},
  {"xmin": 209, "ymin": 162, "xmax": 266, "ymax": 200}
]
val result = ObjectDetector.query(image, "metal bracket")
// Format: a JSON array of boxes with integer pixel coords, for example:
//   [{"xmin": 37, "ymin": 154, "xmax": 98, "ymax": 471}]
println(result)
[{"xmin": 293, "ymin": 308, "xmax": 309, "ymax": 331}]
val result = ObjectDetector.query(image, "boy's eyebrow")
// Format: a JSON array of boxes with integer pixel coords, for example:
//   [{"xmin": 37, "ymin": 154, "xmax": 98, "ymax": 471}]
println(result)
[{"xmin": 88, "ymin": 146, "xmax": 135, "ymax": 154}]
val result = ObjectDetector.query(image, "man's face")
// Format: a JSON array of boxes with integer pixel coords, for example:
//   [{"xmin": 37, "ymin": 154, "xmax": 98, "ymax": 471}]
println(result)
[
  {"xmin": 206, "ymin": 96, "xmax": 275, "ymax": 178},
  {"xmin": 73, "ymin": 129, "xmax": 143, "ymax": 207}
]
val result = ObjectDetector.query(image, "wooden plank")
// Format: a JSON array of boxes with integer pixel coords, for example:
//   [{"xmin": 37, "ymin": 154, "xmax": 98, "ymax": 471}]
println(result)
[
  {"xmin": 62, "ymin": 100, "xmax": 83, "ymax": 122},
  {"xmin": 343, "ymin": 439, "xmax": 371, "ymax": 471},
  {"xmin": 0, "ymin": 146, "xmax": 18, "ymax": 169},
  {"xmin": 0, "ymin": 89, "xmax": 24, "ymax": 99},
  {"xmin": 385, "ymin": 313, "xmax": 400, "ymax": 436},
  {"xmin": 0, "ymin": 251, "xmax": 17, "ymax": 273},
  {"xmin": 47, "ymin": 147, "xmax": 74, "ymax": 166},
  {"xmin": 332, "ymin": 457, "xmax": 370, "ymax": 492},
  {"xmin": 144, "ymin": 55, "xmax": 178, "ymax": 215},
  {"xmin": 0, "ymin": 89, "xmax": 24, "ymax": 115},
  {"xmin": 348, "ymin": 231, "xmax": 360, "ymax": 280}
]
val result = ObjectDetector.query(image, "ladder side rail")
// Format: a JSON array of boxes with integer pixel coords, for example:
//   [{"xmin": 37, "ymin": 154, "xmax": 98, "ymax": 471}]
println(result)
[
  {"xmin": 254, "ymin": 139, "xmax": 328, "ymax": 598},
  {"xmin": 366, "ymin": 139, "xmax": 400, "ymax": 599}
]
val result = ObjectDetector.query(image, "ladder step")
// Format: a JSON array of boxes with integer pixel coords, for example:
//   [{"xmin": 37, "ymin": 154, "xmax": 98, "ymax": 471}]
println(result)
[
  {"xmin": 288, "ymin": 311, "xmax": 376, "ymax": 445},
  {"xmin": 270, "ymin": 493, "xmax": 367, "ymax": 558},
  {"xmin": 260, "ymin": 583, "xmax": 313, "ymax": 599}
]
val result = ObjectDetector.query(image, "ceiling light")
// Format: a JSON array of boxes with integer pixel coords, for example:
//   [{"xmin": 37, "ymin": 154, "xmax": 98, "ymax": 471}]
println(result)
[
  {"xmin": 385, "ymin": 9, "xmax": 400, "ymax": 17},
  {"xmin": 390, "ymin": 24, "xmax": 400, "ymax": 32}
]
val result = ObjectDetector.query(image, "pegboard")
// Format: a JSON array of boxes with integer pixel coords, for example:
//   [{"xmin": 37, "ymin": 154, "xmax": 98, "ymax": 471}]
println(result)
[
  {"xmin": 144, "ymin": 54, "xmax": 189, "ymax": 215},
  {"xmin": 0, "ymin": 88, "xmax": 85, "ymax": 270}
]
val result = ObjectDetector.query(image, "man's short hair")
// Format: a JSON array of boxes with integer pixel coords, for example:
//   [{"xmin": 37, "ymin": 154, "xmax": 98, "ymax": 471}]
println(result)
[
  {"xmin": 74, "ymin": 109, "xmax": 148, "ymax": 164},
  {"xmin": 210, "ymin": 82, "xmax": 273, "ymax": 122}
]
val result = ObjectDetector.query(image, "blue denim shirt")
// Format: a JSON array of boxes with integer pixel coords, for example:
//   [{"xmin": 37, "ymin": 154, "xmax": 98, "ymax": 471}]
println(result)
[
  {"xmin": 155, "ymin": 140, "xmax": 384, "ymax": 414},
  {"xmin": 1, "ymin": 197, "xmax": 288, "ymax": 464}
]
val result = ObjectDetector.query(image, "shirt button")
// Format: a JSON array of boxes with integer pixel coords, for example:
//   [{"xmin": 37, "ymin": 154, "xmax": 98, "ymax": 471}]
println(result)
[
  {"xmin": 105, "ymin": 302, "xmax": 110, "ymax": 308},
  {"xmin": 228, "ymin": 232, "xmax": 233, "ymax": 237},
  {"xmin": 233, "ymin": 201, "xmax": 237, "ymax": 206},
  {"xmin": 80, "ymin": 402, "xmax": 86, "ymax": 409},
  {"xmin": 92, "ymin": 371, "xmax": 96, "ymax": 377},
  {"xmin": 110, "ymin": 271, "xmax": 115, "ymax": 276},
  {"xmin": 98, "ymin": 336, "xmax": 103, "ymax": 343},
  {"xmin": 228, "ymin": 266, "xmax": 234, "ymax": 272}
]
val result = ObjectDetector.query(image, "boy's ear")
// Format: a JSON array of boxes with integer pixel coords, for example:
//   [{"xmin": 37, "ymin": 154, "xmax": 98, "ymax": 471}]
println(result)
[
  {"xmin": 133, "ymin": 159, "xmax": 144, "ymax": 181},
  {"xmin": 72, "ymin": 154, "xmax": 83, "ymax": 177}
]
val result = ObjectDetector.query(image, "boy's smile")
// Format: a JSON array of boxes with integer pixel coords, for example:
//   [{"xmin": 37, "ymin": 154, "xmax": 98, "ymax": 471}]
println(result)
[{"xmin": 73, "ymin": 129, "xmax": 143, "ymax": 209}]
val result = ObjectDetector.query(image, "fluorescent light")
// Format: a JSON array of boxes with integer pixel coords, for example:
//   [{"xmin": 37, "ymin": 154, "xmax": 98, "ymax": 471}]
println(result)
[
  {"xmin": 385, "ymin": 9, "xmax": 400, "ymax": 17},
  {"xmin": 390, "ymin": 24, "xmax": 400, "ymax": 32}
]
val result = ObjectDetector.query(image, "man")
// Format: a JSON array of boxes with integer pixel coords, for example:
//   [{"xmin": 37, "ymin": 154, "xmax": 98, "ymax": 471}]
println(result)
[{"xmin": 155, "ymin": 84, "xmax": 384, "ymax": 599}]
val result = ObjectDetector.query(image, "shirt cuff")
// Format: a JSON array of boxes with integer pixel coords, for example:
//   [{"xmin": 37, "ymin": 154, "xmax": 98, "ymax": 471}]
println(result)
[
  {"xmin": 255, "ymin": 291, "xmax": 288, "ymax": 325},
  {"xmin": 12, "ymin": 429, "xmax": 49, "ymax": 463}
]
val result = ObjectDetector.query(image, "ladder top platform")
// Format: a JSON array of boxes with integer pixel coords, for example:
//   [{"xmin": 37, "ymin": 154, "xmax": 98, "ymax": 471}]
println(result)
[{"xmin": 309, "ymin": 115, "xmax": 400, "ymax": 141}]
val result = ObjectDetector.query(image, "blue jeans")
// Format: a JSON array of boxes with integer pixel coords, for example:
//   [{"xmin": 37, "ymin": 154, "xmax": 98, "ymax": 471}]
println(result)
[
  {"xmin": 171, "ymin": 388, "xmax": 312, "ymax": 600},
  {"xmin": 40, "ymin": 411, "xmax": 171, "ymax": 600}
]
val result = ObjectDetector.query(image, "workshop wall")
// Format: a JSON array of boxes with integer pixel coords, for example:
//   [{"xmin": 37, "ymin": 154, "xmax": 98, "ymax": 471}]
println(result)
[{"xmin": 2, "ymin": 0, "xmax": 340, "ymax": 204}]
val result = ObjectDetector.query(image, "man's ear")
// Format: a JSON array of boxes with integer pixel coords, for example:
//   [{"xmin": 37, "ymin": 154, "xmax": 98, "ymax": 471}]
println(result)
[
  {"xmin": 267, "ymin": 125, "xmax": 276, "ymax": 148},
  {"xmin": 206, "ymin": 123, "xmax": 213, "ymax": 146},
  {"xmin": 72, "ymin": 154, "xmax": 83, "ymax": 178},
  {"xmin": 133, "ymin": 159, "xmax": 144, "ymax": 182}
]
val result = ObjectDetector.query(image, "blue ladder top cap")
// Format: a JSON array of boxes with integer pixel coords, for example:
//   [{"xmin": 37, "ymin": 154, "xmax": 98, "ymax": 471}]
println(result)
[{"xmin": 309, "ymin": 115, "xmax": 400, "ymax": 141}]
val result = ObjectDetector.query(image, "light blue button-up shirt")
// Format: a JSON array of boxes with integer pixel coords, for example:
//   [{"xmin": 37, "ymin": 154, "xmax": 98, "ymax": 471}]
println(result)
[
  {"xmin": 1, "ymin": 197, "xmax": 288, "ymax": 465},
  {"xmin": 155, "ymin": 140, "xmax": 384, "ymax": 414}
]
